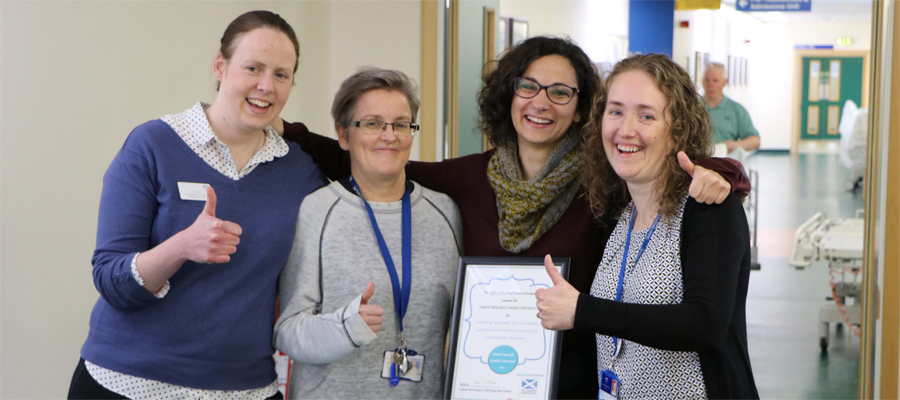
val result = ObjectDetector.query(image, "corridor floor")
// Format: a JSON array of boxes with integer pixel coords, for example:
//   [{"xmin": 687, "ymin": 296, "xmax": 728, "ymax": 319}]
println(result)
[{"xmin": 744, "ymin": 152, "xmax": 864, "ymax": 399}]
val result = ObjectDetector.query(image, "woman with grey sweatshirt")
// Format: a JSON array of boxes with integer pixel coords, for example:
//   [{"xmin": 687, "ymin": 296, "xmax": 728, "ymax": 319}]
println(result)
[{"xmin": 273, "ymin": 68, "xmax": 462, "ymax": 399}]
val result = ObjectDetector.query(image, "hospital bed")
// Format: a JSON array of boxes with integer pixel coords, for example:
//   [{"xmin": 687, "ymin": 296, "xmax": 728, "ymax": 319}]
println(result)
[{"xmin": 789, "ymin": 210, "xmax": 864, "ymax": 352}]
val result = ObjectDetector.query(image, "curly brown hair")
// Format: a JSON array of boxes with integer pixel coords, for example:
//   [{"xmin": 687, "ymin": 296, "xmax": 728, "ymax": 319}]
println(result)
[
  {"xmin": 477, "ymin": 36, "xmax": 600, "ymax": 148},
  {"xmin": 581, "ymin": 54, "xmax": 713, "ymax": 220}
]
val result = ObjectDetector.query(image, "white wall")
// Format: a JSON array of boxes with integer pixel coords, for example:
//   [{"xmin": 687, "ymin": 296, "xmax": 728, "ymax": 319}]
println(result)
[
  {"xmin": 674, "ymin": 7, "xmax": 768, "ymax": 146},
  {"xmin": 673, "ymin": 6, "xmax": 871, "ymax": 150},
  {"xmin": 756, "ymin": 19, "xmax": 871, "ymax": 150},
  {"xmin": 499, "ymin": 0, "xmax": 629, "ymax": 63},
  {"xmin": 0, "ymin": 1, "xmax": 420, "ymax": 397}
]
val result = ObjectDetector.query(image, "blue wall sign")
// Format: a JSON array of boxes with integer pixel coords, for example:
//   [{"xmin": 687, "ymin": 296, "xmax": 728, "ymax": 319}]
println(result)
[
  {"xmin": 736, "ymin": 0, "xmax": 811, "ymax": 12},
  {"xmin": 628, "ymin": 0, "xmax": 675, "ymax": 58}
]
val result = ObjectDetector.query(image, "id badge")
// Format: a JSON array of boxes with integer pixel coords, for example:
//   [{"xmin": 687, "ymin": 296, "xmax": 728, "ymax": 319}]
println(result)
[
  {"xmin": 177, "ymin": 182, "xmax": 210, "ymax": 201},
  {"xmin": 380, "ymin": 350, "xmax": 425, "ymax": 383},
  {"xmin": 599, "ymin": 369, "xmax": 620, "ymax": 400}
]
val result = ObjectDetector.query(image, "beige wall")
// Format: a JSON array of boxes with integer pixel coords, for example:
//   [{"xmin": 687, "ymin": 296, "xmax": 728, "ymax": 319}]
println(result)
[
  {"xmin": 0, "ymin": 1, "xmax": 420, "ymax": 397},
  {"xmin": 327, "ymin": 0, "xmax": 422, "ymax": 159}
]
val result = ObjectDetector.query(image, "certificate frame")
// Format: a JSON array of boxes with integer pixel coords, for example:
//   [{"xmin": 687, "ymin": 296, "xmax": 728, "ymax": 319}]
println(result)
[{"xmin": 443, "ymin": 256, "xmax": 571, "ymax": 400}]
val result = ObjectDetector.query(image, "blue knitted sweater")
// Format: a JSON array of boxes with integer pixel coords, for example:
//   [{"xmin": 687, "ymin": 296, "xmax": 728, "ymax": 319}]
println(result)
[{"xmin": 81, "ymin": 119, "xmax": 326, "ymax": 390}]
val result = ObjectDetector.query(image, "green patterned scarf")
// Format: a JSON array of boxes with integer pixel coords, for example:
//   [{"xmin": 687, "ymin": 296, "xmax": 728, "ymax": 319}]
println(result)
[{"xmin": 488, "ymin": 133, "xmax": 584, "ymax": 253}]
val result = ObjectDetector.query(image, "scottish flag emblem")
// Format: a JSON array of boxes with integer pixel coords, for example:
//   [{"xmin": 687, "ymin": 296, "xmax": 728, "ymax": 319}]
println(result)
[{"xmin": 521, "ymin": 379, "xmax": 537, "ymax": 390}]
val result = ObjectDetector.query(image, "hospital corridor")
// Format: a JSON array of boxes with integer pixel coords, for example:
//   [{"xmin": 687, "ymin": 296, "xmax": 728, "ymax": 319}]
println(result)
[{"xmin": 745, "ymin": 150, "xmax": 865, "ymax": 399}]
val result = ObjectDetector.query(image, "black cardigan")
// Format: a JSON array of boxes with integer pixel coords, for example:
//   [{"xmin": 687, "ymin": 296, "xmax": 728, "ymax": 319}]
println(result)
[{"xmin": 574, "ymin": 195, "xmax": 759, "ymax": 399}]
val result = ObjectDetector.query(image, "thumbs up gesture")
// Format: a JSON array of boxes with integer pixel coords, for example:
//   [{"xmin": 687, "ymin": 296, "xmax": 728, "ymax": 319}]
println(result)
[
  {"xmin": 678, "ymin": 151, "xmax": 731, "ymax": 205},
  {"xmin": 535, "ymin": 255, "xmax": 579, "ymax": 331},
  {"xmin": 359, "ymin": 282, "xmax": 384, "ymax": 334},
  {"xmin": 179, "ymin": 186, "xmax": 243, "ymax": 264}
]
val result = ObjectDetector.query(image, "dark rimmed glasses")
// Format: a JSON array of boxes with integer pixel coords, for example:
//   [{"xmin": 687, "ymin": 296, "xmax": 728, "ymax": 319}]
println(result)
[
  {"xmin": 351, "ymin": 119, "xmax": 420, "ymax": 137},
  {"xmin": 513, "ymin": 77, "xmax": 579, "ymax": 105}
]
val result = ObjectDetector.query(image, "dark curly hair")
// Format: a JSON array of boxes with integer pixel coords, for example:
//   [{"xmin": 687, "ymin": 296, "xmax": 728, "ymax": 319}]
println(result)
[
  {"xmin": 582, "ymin": 54, "xmax": 714, "ymax": 220},
  {"xmin": 478, "ymin": 36, "xmax": 600, "ymax": 148}
]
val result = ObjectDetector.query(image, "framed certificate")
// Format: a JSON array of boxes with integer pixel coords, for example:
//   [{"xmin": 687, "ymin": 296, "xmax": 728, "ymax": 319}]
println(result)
[{"xmin": 444, "ymin": 257, "xmax": 570, "ymax": 400}]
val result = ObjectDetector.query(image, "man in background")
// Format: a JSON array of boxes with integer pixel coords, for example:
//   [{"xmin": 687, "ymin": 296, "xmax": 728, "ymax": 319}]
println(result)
[{"xmin": 703, "ymin": 62, "xmax": 760, "ymax": 153}]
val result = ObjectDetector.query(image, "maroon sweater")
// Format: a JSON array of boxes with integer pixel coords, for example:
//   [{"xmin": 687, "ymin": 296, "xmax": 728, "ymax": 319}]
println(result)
[{"xmin": 283, "ymin": 121, "xmax": 749, "ymax": 399}]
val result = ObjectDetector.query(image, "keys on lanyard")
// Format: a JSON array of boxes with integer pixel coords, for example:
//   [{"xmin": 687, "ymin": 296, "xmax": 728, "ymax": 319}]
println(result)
[
  {"xmin": 392, "ymin": 335, "xmax": 410, "ymax": 384},
  {"xmin": 349, "ymin": 177, "xmax": 423, "ymax": 386},
  {"xmin": 383, "ymin": 333, "xmax": 424, "ymax": 385}
]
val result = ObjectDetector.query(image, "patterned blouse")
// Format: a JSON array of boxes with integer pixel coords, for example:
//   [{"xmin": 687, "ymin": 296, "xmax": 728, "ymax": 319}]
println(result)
[{"xmin": 590, "ymin": 195, "xmax": 707, "ymax": 399}]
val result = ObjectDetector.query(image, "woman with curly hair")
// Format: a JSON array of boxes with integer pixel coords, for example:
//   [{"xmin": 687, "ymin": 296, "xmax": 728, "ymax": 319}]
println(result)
[
  {"xmin": 279, "ymin": 37, "xmax": 747, "ymax": 398},
  {"xmin": 536, "ymin": 54, "xmax": 758, "ymax": 399}
]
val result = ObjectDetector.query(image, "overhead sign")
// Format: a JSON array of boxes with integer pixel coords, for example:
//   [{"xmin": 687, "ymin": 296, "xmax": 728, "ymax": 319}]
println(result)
[
  {"xmin": 736, "ymin": 0, "xmax": 811, "ymax": 12},
  {"xmin": 675, "ymin": 0, "xmax": 721, "ymax": 10}
]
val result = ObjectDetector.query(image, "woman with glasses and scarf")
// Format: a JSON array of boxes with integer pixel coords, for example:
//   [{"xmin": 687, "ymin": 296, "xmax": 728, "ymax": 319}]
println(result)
[{"xmin": 277, "ymin": 37, "xmax": 748, "ymax": 398}]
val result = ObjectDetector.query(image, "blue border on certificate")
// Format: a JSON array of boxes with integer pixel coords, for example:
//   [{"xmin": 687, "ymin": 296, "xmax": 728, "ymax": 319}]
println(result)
[{"xmin": 462, "ymin": 274, "xmax": 550, "ymax": 365}]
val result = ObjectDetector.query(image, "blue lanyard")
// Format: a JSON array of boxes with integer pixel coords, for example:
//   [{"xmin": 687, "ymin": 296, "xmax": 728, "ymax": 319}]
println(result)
[
  {"xmin": 612, "ymin": 208, "xmax": 662, "ymax": 356},
  {"xmin": 350, "ymin": 177, "xmax": 412, "ymax": 332}
]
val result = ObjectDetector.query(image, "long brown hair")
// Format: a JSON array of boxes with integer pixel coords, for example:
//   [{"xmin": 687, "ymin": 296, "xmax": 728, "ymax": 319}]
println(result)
[{"xmin": 581, "ymin": 54, "xmax": 713, "ymax": 220}]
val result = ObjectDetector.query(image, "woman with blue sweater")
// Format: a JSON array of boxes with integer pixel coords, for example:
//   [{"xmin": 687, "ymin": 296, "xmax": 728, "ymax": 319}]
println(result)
[{"xmin": 67, "ymin": 11, "xmax": 326, "ymax": 399}]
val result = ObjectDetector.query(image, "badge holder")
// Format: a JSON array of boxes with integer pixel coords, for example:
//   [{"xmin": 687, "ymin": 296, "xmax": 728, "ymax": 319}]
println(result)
[
  {"xmin": 598, "ymin": 339, "xmax": 623, "ymax": 400},
  {"xmin": 599, "ymin": 369, "xmax": 620, "ymax": 400},
  {"xmin": 380, "ymin": 334, "xmax": 425, "ymax": 385}
]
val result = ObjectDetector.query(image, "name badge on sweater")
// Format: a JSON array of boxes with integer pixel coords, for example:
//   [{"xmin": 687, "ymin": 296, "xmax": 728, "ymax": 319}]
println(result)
[{"xmin": 177, "ymin": 182, "xmax": 210, "ymax": 201}]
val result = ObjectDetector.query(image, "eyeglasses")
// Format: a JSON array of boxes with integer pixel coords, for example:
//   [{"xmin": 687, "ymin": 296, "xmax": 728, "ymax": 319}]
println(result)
[
  {"xmin": 351, "ymin": 119, "xmax": 419, "ymax": 137},
  {"xmin": 513, "ymin": 77, "xmax": 579, "ymax": 105}
]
